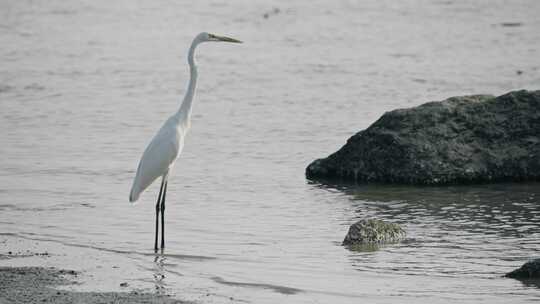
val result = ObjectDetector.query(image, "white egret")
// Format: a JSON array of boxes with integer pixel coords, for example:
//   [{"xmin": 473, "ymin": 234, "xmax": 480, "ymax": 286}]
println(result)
[{"xmin": 129, "ymin": 32, "xmax": 242, "ymax": 251}]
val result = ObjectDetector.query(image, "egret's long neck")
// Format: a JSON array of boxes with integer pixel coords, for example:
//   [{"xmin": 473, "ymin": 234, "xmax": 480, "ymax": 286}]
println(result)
[{"xmin": 176, "ymin": 39, "xmax": 199, "ymax": 124}]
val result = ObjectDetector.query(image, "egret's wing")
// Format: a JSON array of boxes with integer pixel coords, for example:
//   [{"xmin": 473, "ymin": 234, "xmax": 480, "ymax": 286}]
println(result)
[{"xmin": 129, "ymin": 120, "xmax": 182, "ymax": 203}]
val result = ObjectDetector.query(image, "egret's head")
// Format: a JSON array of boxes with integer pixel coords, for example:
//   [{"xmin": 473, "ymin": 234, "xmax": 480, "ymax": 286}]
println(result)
[{"xmin": 199, "ymin": 32, "xmax": 242, "ymax": 44}]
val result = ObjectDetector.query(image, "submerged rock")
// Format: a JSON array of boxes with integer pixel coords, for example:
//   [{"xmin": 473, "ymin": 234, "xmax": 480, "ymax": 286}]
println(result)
[
  {"xmin": 342, "ymin": 219, "xmax": 405, "ymax": 246},
  {"xmin": 505, "ymin": 258, "xmax": 540, "ymax": 279},
  {"xmin": 306, "ymin": 90, "xmax": 540, "ymax": 185}
]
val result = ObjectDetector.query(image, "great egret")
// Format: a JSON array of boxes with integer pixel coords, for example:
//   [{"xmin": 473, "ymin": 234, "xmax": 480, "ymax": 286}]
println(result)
[{"xmin": 129, "ymin": 32, "xmax": 242, "ymax": 251}]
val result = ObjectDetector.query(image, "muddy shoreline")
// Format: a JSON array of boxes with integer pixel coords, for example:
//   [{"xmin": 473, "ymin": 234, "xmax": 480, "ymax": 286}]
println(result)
[
  {"xmin": 0, "ymin": 235, "xmax": 193, "ymax": 304},
  {"xmin": 0, "ymin": 266, "xmax": 189, "ymax": 304}
]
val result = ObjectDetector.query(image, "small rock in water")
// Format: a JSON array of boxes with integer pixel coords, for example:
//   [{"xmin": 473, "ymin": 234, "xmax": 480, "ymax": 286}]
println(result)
[
  {"xmin": 343, "ymin": 219, "xmax": 405, "ymax": 247},
  {"xmin": 505, "ymin": 258, "xmax": 540, "ymax": 279}
]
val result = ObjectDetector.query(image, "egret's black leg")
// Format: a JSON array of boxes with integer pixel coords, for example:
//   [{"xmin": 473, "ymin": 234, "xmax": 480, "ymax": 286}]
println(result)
[
  {"xmin": 160, "ymin": 181, "xmax": 168, "ymax": 249},
  {"xmin": 155, "ymin": 178, "xmax": 165, "ymax": 252}
]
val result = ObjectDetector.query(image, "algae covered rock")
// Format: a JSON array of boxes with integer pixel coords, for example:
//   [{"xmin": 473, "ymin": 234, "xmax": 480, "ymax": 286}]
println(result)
[
  {"xmin": 505, "ymin": 258, "xmax": 540, "ymax": 279},
  {"xmin": 342, "ymin": 219, "xmax": 405, "ymax": 246},
  {"xmin": 307, "ymin": 90, "xmax": 540, "ymax": 185}
]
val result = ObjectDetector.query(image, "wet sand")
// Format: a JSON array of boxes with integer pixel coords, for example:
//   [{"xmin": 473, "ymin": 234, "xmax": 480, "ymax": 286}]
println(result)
[
  {"xmin": 0, "ymin": 266, "xmax": 188, "ymax": 304},
  {"xmin": 0, "ymin": 235, "xmax": 191, "ymax": 304}
]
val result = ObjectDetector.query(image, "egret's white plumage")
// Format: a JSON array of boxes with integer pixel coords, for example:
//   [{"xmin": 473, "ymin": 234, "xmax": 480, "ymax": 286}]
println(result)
[
  {"xmin": 128, "ymin": 32, "xmax": 242, "ymax": 249},
  {"xmin": 129, "ymin": 115, "xmax": 185, "ymax": 203}
]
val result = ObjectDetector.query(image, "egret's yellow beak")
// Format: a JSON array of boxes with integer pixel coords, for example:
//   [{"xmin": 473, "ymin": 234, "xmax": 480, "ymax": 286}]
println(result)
[{"xmin": 209, "ymin": 34, "xmax": 243, "ymax": 43}]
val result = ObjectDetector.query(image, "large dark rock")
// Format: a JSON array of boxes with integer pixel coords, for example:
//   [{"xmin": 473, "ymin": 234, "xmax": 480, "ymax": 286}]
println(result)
[
  {"xmin": 342, "ymin": 219, "xmax": 405, "ymax": 246},
  {"xmin": 306, "ymin": 90, "xmax": 540, "ymax": 184},
  {"xmin": 505, "ymin": 258, "xmax": 540, "ymax": 279}
]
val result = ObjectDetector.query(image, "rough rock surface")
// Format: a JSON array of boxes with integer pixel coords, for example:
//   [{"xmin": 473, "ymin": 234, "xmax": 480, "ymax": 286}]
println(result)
[
  {"xmin": 342, "ymin": 219, "xmax": 405, "ymax": 246},
  {"xmin": 505, "ymin": 258, "xmax": 540, "ymax": 279},
  {"xmin": 306, "ymin": 90, "xmax": 540, "ymax": 184}
]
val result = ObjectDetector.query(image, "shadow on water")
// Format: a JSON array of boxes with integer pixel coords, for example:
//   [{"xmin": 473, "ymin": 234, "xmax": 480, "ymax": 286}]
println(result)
[
  {"xmin": 518, "ymin": 278, "xmax": 540, "ymax": 289},
  {"xmin": 343, "ymin": 243, "xmax": 383, "ymax": 253},
  {"xmin": 211, "ymin": 276, "xmax": 303, "ymax": 295},
  {"xmin": 312, "ymin": 181, "xmax": 540, "ymax": 237}
]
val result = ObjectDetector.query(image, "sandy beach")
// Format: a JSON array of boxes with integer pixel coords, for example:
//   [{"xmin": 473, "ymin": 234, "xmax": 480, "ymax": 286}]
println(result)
[
  {"xmin": 0, "ymin": 235, "xmax": 192, "ymax": 304},
  {"xmin": 0, "ymin": 267, "xmax": 187, "ymax": 304}
]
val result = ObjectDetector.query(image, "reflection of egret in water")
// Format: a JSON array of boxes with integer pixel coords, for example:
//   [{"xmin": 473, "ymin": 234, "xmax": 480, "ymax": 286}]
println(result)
[
  {"xmin": 153, "ymin": 254, "xmax": 167, "ymax": 293},
  {"xmin": 314, "ymin": 181, "xmax": 540, "ymax": 279},
  {"xmin": 149, "ymin": 253, "xmax": 190, "ymax": 294}
]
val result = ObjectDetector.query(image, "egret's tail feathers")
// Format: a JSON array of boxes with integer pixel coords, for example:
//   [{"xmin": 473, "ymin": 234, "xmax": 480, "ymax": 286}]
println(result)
[{"xmin": 129, "ymin": 188, "xmax": 140, "ymax": 203}]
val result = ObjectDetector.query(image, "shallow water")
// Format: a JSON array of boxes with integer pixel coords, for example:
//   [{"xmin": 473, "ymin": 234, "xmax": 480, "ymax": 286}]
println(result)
[{"xmin": 1, "ymin": 0, "xmax": 540, "ymax": 303}]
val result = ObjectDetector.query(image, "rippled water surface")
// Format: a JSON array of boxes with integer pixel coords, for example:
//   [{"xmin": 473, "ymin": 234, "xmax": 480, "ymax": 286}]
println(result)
[{"xmin": 1, "ymin": 0, "xmax": 540, "ymax": 303}]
